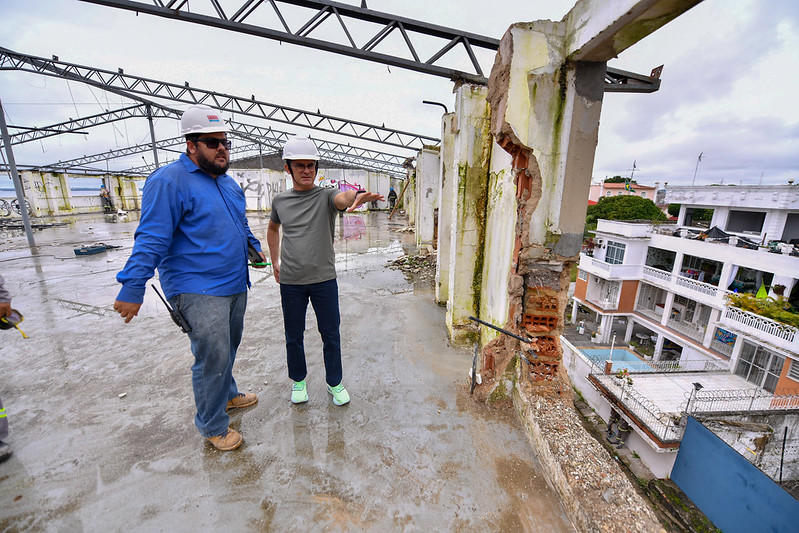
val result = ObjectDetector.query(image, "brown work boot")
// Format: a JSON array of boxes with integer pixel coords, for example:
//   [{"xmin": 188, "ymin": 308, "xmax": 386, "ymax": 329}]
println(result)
[
  {"xmin": 227, "ymin": 392, "xmax": 258, "ymax": 410},
  {"xmin": 206, "ymin": 428, "xmax": 243, "ymax": 451}
]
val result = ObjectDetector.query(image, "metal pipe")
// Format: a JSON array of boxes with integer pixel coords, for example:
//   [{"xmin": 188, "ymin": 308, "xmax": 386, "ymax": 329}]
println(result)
[
  {"xmin": 0, "ymin": 96, "xmax": 36, "ymax": 247},
  {"xmin": 146, "ymin": 104, "xmax": 160, "ymax": 168}
]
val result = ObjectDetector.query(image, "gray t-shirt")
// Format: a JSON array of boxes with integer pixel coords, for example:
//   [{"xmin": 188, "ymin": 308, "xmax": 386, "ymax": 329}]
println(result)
[{"xmin": 270, "ymin": 186, "xmax": 342, "ymax": 285}]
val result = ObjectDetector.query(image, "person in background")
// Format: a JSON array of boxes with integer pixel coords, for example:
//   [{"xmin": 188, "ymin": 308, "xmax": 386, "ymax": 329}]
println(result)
[
  {"xmin": 0, "ymin": 274, "xmax": 13, "ymax": 462},
  {"xmin": 267, "ymin": 135, "xmax": 382, "ymax": 406},
  {"xmin": 100, "ymin": 185, "xmax": 115, "ymax": 213},
  {"xmin": 114, "ymin": 104, "xmax": 266, "ymax": 452},
  {"xmin": 387, "ymin": 187, "xmax": 398, "ymax": 210}
]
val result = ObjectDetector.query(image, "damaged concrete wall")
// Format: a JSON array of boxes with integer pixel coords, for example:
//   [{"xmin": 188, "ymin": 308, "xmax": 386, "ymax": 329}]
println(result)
[
  {"xmin": 436, "ymin": 113, "xmax": 456, "ymax": 305},
  {"xmin": 444, "ymin": 84, "xmax": 493, "ymax": 344},
  {"xmin": 475, "ymin": 20, "xmax": 604, "ymax": 399},
  {"xmin": 477, "ymin": 146, "xmax": 517, "ymax": 344},
  {"xmin": 700, "ymin": 413, "xmax": 799, "ymax": 482},
  {"xmin": 415, "ymin": 147, "xmax": 441, "ymax": 248}
]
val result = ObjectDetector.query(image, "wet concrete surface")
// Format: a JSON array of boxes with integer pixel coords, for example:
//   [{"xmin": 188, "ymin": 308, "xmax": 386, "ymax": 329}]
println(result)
[{"xmin": 0, "ymin": 211, "xmax": 575, "ymax": 532}]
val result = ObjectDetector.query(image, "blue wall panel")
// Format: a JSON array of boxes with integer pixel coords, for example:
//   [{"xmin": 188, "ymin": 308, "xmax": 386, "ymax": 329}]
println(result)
[{"xmin": 671, "ymin": 417, "xmax": 799, "ymax": 533}]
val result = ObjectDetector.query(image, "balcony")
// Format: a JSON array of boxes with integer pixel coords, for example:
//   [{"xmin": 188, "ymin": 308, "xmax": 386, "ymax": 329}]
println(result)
[
  {"xmin": 667, "ymin": 318, "xmax": 707, "ymax": 343},
  {"xmin": 720, "ymin": 306, "xmax": 799, "ymax": 353},
  {"xmin": 641, "ymin": 265, "xmax": 721, "ymax": 306},
  {"xmin": 579, "ymin": 255, "xmax": 642, "ymax": 280}
]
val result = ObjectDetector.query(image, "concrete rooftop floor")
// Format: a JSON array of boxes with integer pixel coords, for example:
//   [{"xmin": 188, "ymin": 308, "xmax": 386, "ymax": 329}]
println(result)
[{"xmin": 0, "ymin": 211, "xmax": 575, "ymax": 532}]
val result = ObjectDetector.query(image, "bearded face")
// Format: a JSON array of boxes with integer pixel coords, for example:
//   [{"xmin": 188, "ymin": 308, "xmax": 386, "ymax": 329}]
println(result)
[{"xmin": 195, "ymin": 147, "xmax": 229, "ymax": 177}]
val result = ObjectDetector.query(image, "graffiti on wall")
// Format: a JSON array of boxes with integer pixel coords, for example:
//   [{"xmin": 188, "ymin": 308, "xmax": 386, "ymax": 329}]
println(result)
[{"xmin": 232, "ymin": 170, "xmax": 285, "ymax": 210}]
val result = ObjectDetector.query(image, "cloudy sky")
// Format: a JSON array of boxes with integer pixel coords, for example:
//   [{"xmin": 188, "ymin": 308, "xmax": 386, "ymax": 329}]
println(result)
[{"xmin": 1, "ymin": 0, "xmax": 798, "ymax": 187}]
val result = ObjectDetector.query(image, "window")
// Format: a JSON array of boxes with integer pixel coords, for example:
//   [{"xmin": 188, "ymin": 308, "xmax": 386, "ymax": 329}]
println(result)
[
  {"xmin": 578, "ymin": 269, "xmax": 588, "ymax": 281},
  {"xmin": 734, "ymin": 341, "xmax": 785, "ymax": 393},
  {"xmin": 640, "ymin": 191, "xmax": 647, "ymax": 198},
  {"xmin": 617, "ymin": 191, "xmax": 623, "ymax": 196},
  {"xmin": 606, "ymin": 191, "xmax": 612, "ymax": 196},
  {"xmin": 605, "ymin": 241, "xmax": 626, "ymax": 265},
  {"xmin": 789, "ymin": 359, "xmax": 799, "ymax": 382}
]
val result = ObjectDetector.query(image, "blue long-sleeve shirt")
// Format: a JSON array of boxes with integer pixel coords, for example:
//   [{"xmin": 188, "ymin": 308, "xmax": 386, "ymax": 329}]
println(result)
[{"xmin": 116, "ymin": 153, "xmax": 261, "ymax": 303}]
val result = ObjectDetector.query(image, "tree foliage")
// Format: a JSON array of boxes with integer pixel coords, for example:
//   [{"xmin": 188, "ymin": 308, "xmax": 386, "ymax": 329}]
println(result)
[
  {"xmin": 691, "ymin": 208, "xmax": 714, "ymax": 221},
  {"xmin": 726, "ymin": 293, "xmax": 799, "ymax": 328},
  {"xmin": 586, "ymin": 195, "xmax": 667, "ymax": 224},
  {"xmin": 667, "ymin": 203, "xmax": 681, "ymax": 217},
  {"xmin": 604, "ymin": 176, "xmax": 636, "ymax": 183}
]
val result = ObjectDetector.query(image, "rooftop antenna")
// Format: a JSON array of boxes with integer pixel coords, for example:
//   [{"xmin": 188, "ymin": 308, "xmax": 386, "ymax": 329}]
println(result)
[{"xmin": 691, "ymin": 152, "xmax": 703, "ymax": 185}]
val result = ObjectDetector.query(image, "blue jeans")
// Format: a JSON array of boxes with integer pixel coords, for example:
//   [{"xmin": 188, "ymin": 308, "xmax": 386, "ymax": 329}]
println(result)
[
  {"xmin": 280, "ymin": 279, "xmax": 342, "ymax": 387},
  {"xmin": 170, "ymin": 292, "xmax": 247, "ymax": 438}
]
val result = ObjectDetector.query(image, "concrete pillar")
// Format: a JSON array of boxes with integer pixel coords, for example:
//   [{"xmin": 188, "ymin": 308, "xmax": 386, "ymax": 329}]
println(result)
[
  {"xmin": 660, "ymin": 292, "xmax": 676, "ymax": 328},
  {"xmin": 415, "ymin": 147, "xmax": 441, "ymax": 248},
  {"xmin": 54, "ymin": 172, "xmax": 73, "ymax": 213},
  {"xmin": 624, "ymin": 319, "xmax": 634, "ymax": 343},
  {"xmin": 672, "ymin": 251, "xmax": 684, "ymax": 277},
  {"xmin": 703, "ymin": 308, "xmax": 721, "ymax": 347},
  {"xmin": 478, "ymin": 142, "xmax": 516, "ymax": 328},
  {"xmin": 436, "ymin": 113, "xmax": 456, "ymax": 305},
  {"xmin": 445, "ymin": 84, "xmax": 492, "ymax": 344},
  {"xmin": 718, "ymin": 261, "xmax": 733, "ymax": 296},
  {"xmin": 406, "ymin": 168, "xmax": 416, "ymax": 228},
  {"xmin": 483, "ymin": 22, "xmax": 606, "ymax": 391},
  {"xmin": 653, "ymin": 334, "xmax": 665, "ymax": 361},
  {"xmin": 677, "ymin": 204, "xmax": 687, "ymax": 226},
  {"xmin": 599, "ymin": 314, "xmax": 613, "ymax": 343}
]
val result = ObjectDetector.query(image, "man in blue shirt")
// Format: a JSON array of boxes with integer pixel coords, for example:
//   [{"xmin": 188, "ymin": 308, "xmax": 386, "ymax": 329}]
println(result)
[{"xmin": 114, "ymin": 104, "xmax": 266, "ymax": 451}]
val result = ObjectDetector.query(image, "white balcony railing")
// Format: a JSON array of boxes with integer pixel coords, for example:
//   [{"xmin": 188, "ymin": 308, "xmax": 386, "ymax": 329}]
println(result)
[
  {"xmin": 642, "ymin": 265, "xmax": 671, "ymax": 283},
  {"xmin": 580, "ymin": 255, "xmax": 642, "ymax": 280},
  {"xmin": 710, "ymin": 339, "xmax": 734, "ymax": 357},
  {"xmin": 591, "ymin": 258, "xmax": 611, "ymax": 272},
  {"xmin": 723, "ymin": 306, "xmax": 797, "ymax": 343},
  {"xmin": 636, "ymin": 305, "xmax": 663, "ymax": 323},
  {"xmin": 674, "ymin": 275, "xmax": 719, "ymax": 297},
  {"xmin": 667, "ymin": 318, "xmax": 707, "ymax": 343}
]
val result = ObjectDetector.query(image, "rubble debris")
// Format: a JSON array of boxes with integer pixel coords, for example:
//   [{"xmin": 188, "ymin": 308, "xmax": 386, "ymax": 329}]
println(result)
[{"xmin": 387, "ymin": 252, "xmax": 436, "ymax": 283}]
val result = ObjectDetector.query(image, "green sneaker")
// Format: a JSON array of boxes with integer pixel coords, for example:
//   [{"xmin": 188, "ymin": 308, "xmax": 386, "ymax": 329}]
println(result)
[
  {"xmin": 327, "ymin": 383, "xmax": 350, "ymax": 406},
  {"xmin": 291, "ymin": 380, "xmax": 308, "ymax": 404}
]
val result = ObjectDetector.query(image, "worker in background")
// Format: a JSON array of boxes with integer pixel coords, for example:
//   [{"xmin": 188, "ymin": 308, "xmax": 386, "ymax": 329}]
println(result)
[
  {"xmin": 100, "ymin": 184, "xmax": 115, "ymax": 213},
  {"xmin": 387, "ymin": 187, "xmax": 397, "ymax": 210},
  {"xmin": 114, "ymin": 104, "xmax": 266, "ymax": 452},
  {"xmin": 0, "ymin": 274, "xmax": 13, "ymax": 463},
  {"xmin": 267, "ymin": 135, "xmax": 383, "ymax": 406}
]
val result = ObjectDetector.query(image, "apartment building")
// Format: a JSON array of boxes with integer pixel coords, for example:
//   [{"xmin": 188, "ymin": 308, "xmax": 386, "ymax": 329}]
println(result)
[{"xmin": 567, "ymin": 184, "xmax": 799, "ymax": 478}]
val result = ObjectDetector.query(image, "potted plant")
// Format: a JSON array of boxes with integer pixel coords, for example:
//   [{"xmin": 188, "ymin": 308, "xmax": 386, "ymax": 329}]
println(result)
[
  {"xmin": 616, "ymin": 368, "xmax": 633, "ymax": 386},
  {"xmin": 773, "ymin": 284, "xmax": 786, "ymax": 296}
]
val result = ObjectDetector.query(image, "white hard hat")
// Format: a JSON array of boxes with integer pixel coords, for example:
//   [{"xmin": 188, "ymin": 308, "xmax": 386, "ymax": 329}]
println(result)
[
  {"xmin": 180, "ymin": 104, "xmax": 230, "ymax": 135},
  {"xmin": 282, "ymin": 135, "xmax": 320, "ymax": 161}
]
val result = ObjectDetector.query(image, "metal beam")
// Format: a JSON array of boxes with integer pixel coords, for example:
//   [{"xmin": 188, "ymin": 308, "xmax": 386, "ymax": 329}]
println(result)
[
  {"xmin": 0, "ymin": 46, "xmax": 439, "ymax": 151},
  {"xmin": 1, "ymin": 104, "xmax": 179, "ymax": 146},
  {"xmin": 75, "ymin": 0, "xmax": 661, "ymax": 92},
  {"xmin": 33, "ymin": 123, "xmax": 409, "ymax": 176},
  {"xmin": 78, "ymin": 0, "xmax": 496, "ymax": 84}
]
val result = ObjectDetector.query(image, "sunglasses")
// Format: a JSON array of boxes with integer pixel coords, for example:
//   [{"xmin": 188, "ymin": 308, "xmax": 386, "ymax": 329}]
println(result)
[{"xmin": 195, "ymin": 137, "xmax": 232, "ymax": 150}]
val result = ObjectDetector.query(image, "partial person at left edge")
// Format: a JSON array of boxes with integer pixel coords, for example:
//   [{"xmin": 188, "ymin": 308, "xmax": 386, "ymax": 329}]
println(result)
[
  {"xmin": 0, "ymin": 274, "xmax": 14, "ymax": 463},
  {"xmin": 113, "ymin": 104, "xmax": 267, "ymax": 452}
]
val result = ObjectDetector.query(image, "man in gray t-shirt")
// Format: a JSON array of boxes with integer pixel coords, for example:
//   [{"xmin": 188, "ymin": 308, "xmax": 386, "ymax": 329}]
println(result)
[{"xmin": 267, "ymin": 135, "xmax": 383, "ymax": 406}]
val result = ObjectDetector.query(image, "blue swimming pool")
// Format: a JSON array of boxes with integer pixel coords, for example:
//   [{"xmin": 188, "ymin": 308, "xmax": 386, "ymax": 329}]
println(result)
[
  {"xmin": 582, "ymin": 348, "xmax": 641, "ymax": 361},
  {"xmin": 581, "ymin": 347, "xmax": 650, "ymax": 372}
]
